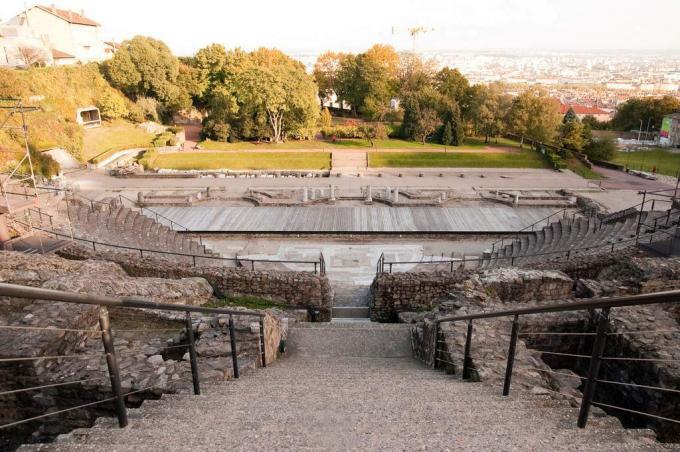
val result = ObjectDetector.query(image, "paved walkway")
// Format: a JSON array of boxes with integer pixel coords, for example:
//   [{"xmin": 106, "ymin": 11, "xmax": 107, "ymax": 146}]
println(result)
[
  {"xmin": 27, "ymin": 323, "xmax": 665, "ymax": 451},
  {"xmin": 593, "ymin": 165, "xmax": 673, "ymax": 191},
  {"xmin": 149, "ymin": 205, "xmax": 555, "ymax": 233}
]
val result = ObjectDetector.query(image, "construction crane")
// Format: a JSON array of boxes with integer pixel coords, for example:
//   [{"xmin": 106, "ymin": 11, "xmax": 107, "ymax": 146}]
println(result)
[{"xmin": 391, "ymin": 25, "xmax": 434, "ymax": 53}]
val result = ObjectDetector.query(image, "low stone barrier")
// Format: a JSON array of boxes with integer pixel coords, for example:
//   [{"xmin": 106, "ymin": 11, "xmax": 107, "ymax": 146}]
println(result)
[
  {"xmin": 57, "ymin": 245, "xmax": 334, "ymax": 321},
  {"xmin": 370, "ymin": 268, "xmax": 573, "ymax": 322}
]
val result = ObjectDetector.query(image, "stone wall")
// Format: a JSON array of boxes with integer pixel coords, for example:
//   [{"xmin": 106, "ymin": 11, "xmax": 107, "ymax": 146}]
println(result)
[
  {"xmin": 408, "ymin": 254, "xmax": 680, "ymax": 442},
  {"xmin": 57, "ymin": 245, "xmax": 334, "ymax": 321},
  {"xmin": 0, "ymin": 250, "xmax": 288, "ymax": 447},
  {"xmin": 371, "ymin": 268, "xmax": 573, "ymax": 322},
  {"xmin": 526, "ymin": 247, "xmax": 643, "ymax": 280}
]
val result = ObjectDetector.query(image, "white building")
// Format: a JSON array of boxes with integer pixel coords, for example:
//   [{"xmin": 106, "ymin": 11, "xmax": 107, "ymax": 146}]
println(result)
[{"xmin": 0, "ymin": 5, "xmax": 111, "ymax": 67}]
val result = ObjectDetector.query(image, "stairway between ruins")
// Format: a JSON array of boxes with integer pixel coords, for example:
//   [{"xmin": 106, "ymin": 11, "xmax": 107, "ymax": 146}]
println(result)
[
  {"xmin": 21, "ymin": 322, "xmax": 667, "ymax": 451},
  {"xmin": 330, "ymin": 151, "xmax": 367, "ymax": 175}
]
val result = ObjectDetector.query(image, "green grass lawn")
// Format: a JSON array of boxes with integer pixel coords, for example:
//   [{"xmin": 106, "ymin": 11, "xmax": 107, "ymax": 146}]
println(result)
[
  {"xmin": 199, "ymin": 136, "xmax": 523, "ymax": 151},
  {"xmin": 610, "ymin": 149, "xmax": 680, "ymax": 177},
  {"xmin": 146, "ymin": 151, "xmax": 331, "ymax": 170},
  {"xmin": 83, "ymin": 120, "xmax": 154, "ymax": 162},
  {"xmin": 368, "ymin": 149, "xmax": 550, "ymax": 169}
]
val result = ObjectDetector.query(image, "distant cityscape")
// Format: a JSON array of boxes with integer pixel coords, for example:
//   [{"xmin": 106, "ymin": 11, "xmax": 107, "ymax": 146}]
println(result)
[{"xmin": 294, "ymin": 50, "xmax": 680, "ymax": 116}]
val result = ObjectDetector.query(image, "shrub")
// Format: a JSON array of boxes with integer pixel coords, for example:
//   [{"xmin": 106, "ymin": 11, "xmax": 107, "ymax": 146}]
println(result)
[
  {"xmin": 152, "ymin": 132, "xmax": 174, "ymax": 147},
  {"xmin": 320, "ymin": 125, "xmax": 360, "ymax": 139},
  {"xmin": 97, "ymin": 91, "xmax": 129, "ymax": 120},
  {"xmin": 202, "ymin": 120, "xmax": 232, "ymax": 142},
  {"xmin": 27, "ymin": 149, "xmax": 60, "ymax": 178},
  {"xmin": 373, "ymin": 123, "xmax": 388, "ymax": 140},
  {"xmin": 127, "ymin": 103, "xmax": 145, "ymax": 123},
  {"xmin": 584, "ymin": 137, "xmax": 617, "ymax": 161},
  {"xmin": 135, "ymin": 96, "xmax": 159, "ymax": 121},
  {"xmin": 319, "ymin": 107, "xmax": 332, "ymax": 128},
  {"xmin": 138, "ymin": 149, "xmax": 158, "ymax": 169}
]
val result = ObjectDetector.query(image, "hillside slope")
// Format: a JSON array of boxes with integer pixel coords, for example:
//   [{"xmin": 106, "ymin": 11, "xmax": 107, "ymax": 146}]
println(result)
[{"xmin": 0, "ymin": 64, "xmax": 140, "ymax": 161}]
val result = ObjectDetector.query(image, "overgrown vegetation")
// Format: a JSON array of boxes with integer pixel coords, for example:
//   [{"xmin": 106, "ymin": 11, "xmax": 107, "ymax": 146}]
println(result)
[
  {"xmin": 204, "ymin": 295, "xmax": 281, "ymax": 310},
  {"xmin": 0, "ymin": 65, "xmax": 138, "ymax": 160}
]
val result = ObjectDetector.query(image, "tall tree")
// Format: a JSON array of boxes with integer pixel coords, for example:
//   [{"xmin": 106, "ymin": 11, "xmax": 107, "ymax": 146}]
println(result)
[
  {"xmin": 612, "ymin": 96, "xmax": 680, "ymax": 132},
  {"xmin": 563, "ymin": 107, "xmax": 578, "ymax": 124},
  {"xmin": 507, "ymin": 88, "xmax": 562, "ymax": 146},
  {"xmin": 470, "ymin": 83, "xmax": 511, "ymax": 143},
  {"xmin": 313, "ymin": 51, "xmax": 348, "ymax": 106},
  {"xmin": 103, "ymin": 36, "xmax": 190, "ymax": 116},
  {"xmin": 198, "ymin": 47, "xmax": 319, "ymax": 143},
  {"xmin": 333, "ymin": 44, "xmax": 399, "ymax": 120}
]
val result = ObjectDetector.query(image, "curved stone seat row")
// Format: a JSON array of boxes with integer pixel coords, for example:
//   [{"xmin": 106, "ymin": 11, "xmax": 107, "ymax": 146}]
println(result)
[
  {"xmin": 480, "ymin": 210, "xmax": 677, "ymax": 269},
  {"xmin": 64, "ymin": 199, "xmax": 223, "ymax": 264}
]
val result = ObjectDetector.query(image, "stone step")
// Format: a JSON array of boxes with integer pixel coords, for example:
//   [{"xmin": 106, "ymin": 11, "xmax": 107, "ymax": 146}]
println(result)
[
  {"xmin": 287, "ymin": 324, "xmax": 411, "ymax": 358},
  {"xmin": 331, "ymin": 306, "xmax": 370, "ymax": 318}
]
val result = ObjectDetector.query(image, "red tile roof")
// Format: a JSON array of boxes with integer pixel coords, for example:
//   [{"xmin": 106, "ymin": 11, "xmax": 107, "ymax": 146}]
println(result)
[
  {"xmin": 559, "ymin": 103, "xmax": 608, "ymax": 116},
  {"xmin": 35, "ymin": 5, "xmax": 100, "ymax": 27},
  {"xmin": 51, "ymin": 48, "xmax": 75, "ymax": 59}
]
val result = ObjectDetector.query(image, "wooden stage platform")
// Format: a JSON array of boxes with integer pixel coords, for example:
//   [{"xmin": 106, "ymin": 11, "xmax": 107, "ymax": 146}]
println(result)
[{"xmin": 148, "ymin": 206, "xmax": 557, "ymax": 233}]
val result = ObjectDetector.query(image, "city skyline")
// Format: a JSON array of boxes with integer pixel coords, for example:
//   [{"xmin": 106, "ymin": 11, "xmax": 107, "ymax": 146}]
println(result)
[{"xmin": 2, "ymin": 0, "xmax": 680, "ymax": 56}]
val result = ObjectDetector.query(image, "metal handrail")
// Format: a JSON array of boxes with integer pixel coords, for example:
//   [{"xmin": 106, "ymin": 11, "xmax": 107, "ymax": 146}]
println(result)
[
  {"xmin": 434, "ymin": 289, "xmax": 680, "ymax": 324},
  {"xmin": 11, "ymin": 219, "xmax": 325, "ymax": 273},
  {"xmin": 0, "ymin": 282, "xmax": 269, "ymax": 431},
  {"xmin": 116, "ymin": 193, "xmax": 192, "ymax": 235},
  {"xmin": 379, "ymin": 228, "xmax": 668, "ymax": 272},
  {"xmin": 432, "ymin": 289, "xmax": 680, "ymax": 430},
  {"xmin": 490, "ymin": 206, "xmax": 574, "ymax": 252},
  {"xmin": 0, "ymin": 282, "xmax": 265, "ymax": 317}
]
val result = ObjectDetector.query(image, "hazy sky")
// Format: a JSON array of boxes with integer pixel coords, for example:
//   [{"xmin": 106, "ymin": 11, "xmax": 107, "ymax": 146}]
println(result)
[{"xmin": 2, "ymin": 0, "xmax": 679, "ymax": 56}]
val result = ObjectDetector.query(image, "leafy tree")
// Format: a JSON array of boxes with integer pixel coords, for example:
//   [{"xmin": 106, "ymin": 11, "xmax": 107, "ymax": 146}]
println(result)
[
  {"xmin": 584, "ymin": 136, "xmax": 617, "ymax": 161},
  {"xmin": 435, "ymin": 67, "xmax": 473, "ymax": 117},
  {"xmin": 17, "ymin": 46, "xmax": 48, "ymax": 67},
  {"xmin": 466, "ymin": 83, "xmax": 509, "ymax": 143},
  {"xmin": 398, "ymin": 53, "xmax": 436, "ymax": 94},
  {"xmin": 441, "ymin": 121, "xmax": 453, "ymax": 146},
  {"xmin": 333, "ymin": 44, "xmax": 399, "ymax": 120},
  {"xmin": 197, "ymin": 47, "xmax": 319, "ymax": 142},
  {"xmin": 313, "ymin": 51, "xmax": 349, "ymax": 105},
  {"xmin": 103, "ymin": 36, "xmax": 190, "ymax": 117},
  {"xmin": 612, "ymin": 96, "xmax": 680, "ymax": 132},
  {"xmin": 445, "ymin": 101, "xmax": 465, "ymax": 146},
  {"xmin": 507, "ymin": 88, "xmax": 562, "ymax": 146},
  {"xmin": 414, "ymin": 108, "xmax": 439, "ymax": 144},
  {"xmin": 359, "ymin": 124, "xmax": 377, "ymax": 147},
  {"xmin": 582, "ymin": 115, "xmax": 609, "ymax": 130},
  {"xmin": 319, "ymin": 107, "xmax": 332, "ymax": 127},
  {"xmin": 563, "ymin": 107, "xmax": 578, "ymax": 124},
  {"xmin": 97, "ymin": 91, "xmax": 129, "ymax": 120},
  {"xmin": 560, "ymin": 119, "xmax": 587, "ymax": 151}
]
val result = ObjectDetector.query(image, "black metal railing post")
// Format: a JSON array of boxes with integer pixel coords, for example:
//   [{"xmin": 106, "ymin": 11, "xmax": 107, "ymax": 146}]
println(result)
[
  {"xmin": 228, "ymin": 315, "xmax": 239, "ymax": 379},
  {"xmin": 98, "ymin": 307, "xmax": 128, "ymax": 428},
  {"xmin": 462, "ymin": 320, "xmax": 473, "ymax": 380},
  {"xmin": 577, "ymin": 307, "xmax": 610, "ymax": 428},
  {"xmin": 259, "ymin": 318, "xmax": 267, "ymax": 368},
  {"xmin": 432, "ymin": 321, "xmax": 440, "ymax": 369},
  {"xmin": 502, "ymin": 314, "xmax": 520, "ymax": 396},
  {"xmin": 185, "ymin": 311, "xmax": 201, "ymax": 395}
]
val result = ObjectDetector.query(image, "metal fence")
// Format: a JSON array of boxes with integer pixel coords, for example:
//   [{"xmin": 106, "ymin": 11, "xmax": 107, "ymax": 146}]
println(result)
[
  {"xmin": 429, "ymin": 290, "xmax": 680, "ymax": 430},
  {"xmin": 0, "ymin": 282, "xmax": 267, "ymax": 431}
]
